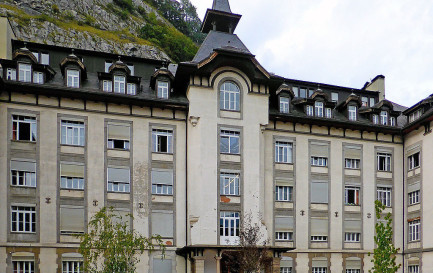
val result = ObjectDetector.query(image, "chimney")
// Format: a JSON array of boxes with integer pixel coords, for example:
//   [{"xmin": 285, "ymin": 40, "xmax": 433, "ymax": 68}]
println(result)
[{"xmin": 365, "ymin": 75, "xmax": 385, "ymax": 101}]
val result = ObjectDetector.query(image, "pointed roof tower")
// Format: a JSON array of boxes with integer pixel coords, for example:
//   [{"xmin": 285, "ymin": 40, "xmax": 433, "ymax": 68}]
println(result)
[{"xmin": 201, "ymin": 0, "xmax": 241, "ymax": 34}]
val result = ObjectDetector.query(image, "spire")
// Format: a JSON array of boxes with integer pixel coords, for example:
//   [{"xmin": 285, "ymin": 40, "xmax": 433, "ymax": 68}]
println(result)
[{"xmin": 201, "ymin": 0, "xmax": 241, "ymax": 34}]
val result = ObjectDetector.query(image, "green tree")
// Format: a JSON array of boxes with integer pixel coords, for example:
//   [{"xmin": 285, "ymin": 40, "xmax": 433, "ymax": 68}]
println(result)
[
  {"xmin": 79, "ymin": 207, "xmax": 165, "ymax": 273},
  {"xmin": 368, "ymin": 200, "xmax": 401, "ymax": 273}
]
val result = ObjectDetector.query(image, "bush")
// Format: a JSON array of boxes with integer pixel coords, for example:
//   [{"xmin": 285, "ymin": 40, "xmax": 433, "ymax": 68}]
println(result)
[
  {"xmin": 113, "ymin": 0, "xmax": 134, "ymax": 13},
  {"xmin": 52, "ymin": 4, "xmax": 59, "ymax": 13}
]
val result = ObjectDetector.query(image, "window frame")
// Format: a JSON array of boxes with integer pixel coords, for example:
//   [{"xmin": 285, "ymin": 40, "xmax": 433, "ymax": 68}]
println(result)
[
  {"xmin": 13, "ymin": 261, "xmax": 35, "ymax": 273},
  {"xmin": 344, "ymin": 186, "xmax": 360, "ymax": 205},
  {"xmin": 61, "ymin": 120, "xmax": 85, "ymax": 146},
  {"xmin": 220, "ymin": 130, "xmax": 240, "ymax": 154},
  {"xmin": 408, "ymin": 190, "xmax": 420, "ymax": 205},
  {"xmin": 377, "ymin": 153, "xmax": 392, "ymax": 172},
  {"xmin": 11, "ymin": 205, "xmax": 36, "ymax": 233},
  {"xmin": 408, "ymin": 152, "xmax": 420, "ymax": 170},
  {"xmin": 107, "ymin": 167, "xmax": 130, "ymax": 193},
  {"xmin": 152, "ymin": 129, "xmax": 173, "ymax": 154},
  {"xmin": 377, "ymin": 186, "xmax": 392, "ymax": 207},
  {"xmin": 220, "ymin": 81, "xmax": 241, "ymax": 111},
  {"xmin": 315, "ymin": 101, "xmax": 324, "ymax": 117},
  {"xmin": 11, "ymin": 169, "xmax": 36, "ymax": 188},
  {"xmin": 127, "ymin": 83, "xmax": 136, "ymax": 95},
  {"xmin": 409, "ymin": 219, "xmax": 420, "ymax": 242},
  {"xmin": 348, "ymin": 105, "xmax": 357, "ymax": 121},
  {"xmin": 220, "ymin": 172, "xmax": 240, "ymax": 196},
  {"xmin": 12, "ymin": 115, "xmax": 37, "ymax": 142},
  {"xmin": 311, "ymin": 156, "xmax": 328, "ymax": 167},
  {"xmin": 66, "ymin": 69, "xmax": 80, "ymax": 88},
  {"xmin": 380, "ymin": 110, "xmax": 388, "ymax": 125},
  {"xmin": 311, "ymin": 235, "xmax": 328, "ymax": 242},
  {"xmin": 32, "ymin": 71, "xmax": 44, "ymax": 84},
  {"xmin": 219, "ymin": 211, "xmax": 240, "ymax": 239},
  {"xmin": 408, "ymin": 265, "xmax": 419, "ymax": 273},
  {"xmin": 18, "ymin": 63, "xmax": 32, "ymax": 83},
  {"xmin": 275, "ymin": 231, "xmax": 293, "ymax": 241},
  {"xmin": 62, "ymin": 261, "xmax": 83, "ymax": 273},
  {"xmin": 306, "ymin": 105, "xmax": 314, "ymax": 116},
  {"xmin": 312, "ymin": 267, "xmax": 327, "ymax": 273},
  {"xmin": 102, "ymin": 80, "xmax": 112, "ymax": 92},
  {"xmin": 113, "ymin": 75, "xmax": 126, "ymax": 93},
  {"xmin": 344, "ymin": 158, "xmax": 360, "ymax": 169},
  {"xmin": 157, "ymin": 80, "xmax": 169, "ymax": 99},
  {"xmin": 276, "ymin": 185, "xmax": 293, "ymax": 202},
  {"xmin": 325, "ymin": 108, "xmax": 332, "ymax": 118},
  {"xmin": 372, "ymin": 114, "xmax": 379, "ymax": 124},
  {"xmin": 275, "ymin": 141, "xmax": 293, "ymax": 163},
  {"xmin": 344, "ymin": 232, "xmax": 361, "ymax": 242},
  {"xmin": 279, "ymin": 96, "xmax": 290, "ymax": 113}
]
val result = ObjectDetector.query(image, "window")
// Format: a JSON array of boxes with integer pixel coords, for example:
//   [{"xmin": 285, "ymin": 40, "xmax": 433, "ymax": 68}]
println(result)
[
  {"xmin": 377, "ymin": 187, "xmax": 392, "ymax": 207},
  {"xmin": 377, "ymin": 153, "xmax": 392, "ymax": 171},
  {"xmin": 312, "ymin": 268, "xmax": 327, "ymax": 273},
  {"xmin": 60, "ymin": 163, "xmax": 85, "ymax": 190},
  {"xmin": 62, "ymin": 261, "xmax": 83, "ymax": 273},
  {"xmin": 114, "ymin": 75, "xmax": 125, "ymax": 93},
  {"xmin": 220, "ymin": 130, "xmax": 240, "ymax": 154},
  {"xmin": 315, "ymin": 101, "xmax": 324, "ymax": 117},
  {"xmin": 409, "ymin": 190, "xmax": 420, "ymax": 205},
  {"xmin": 151, "ymin": 211, "xmax": 174, "ymax": 238},
  {"xmin": 299, "ymin": 88, "xmax": 307, "ymax": 98},
  {"xmin": 306, "ymin": 105, "xmax": 314, "ymax": 116},
  {"xmin": 32, "ymin": 51, "xmax": 39, "ymax": 62},
  {"xmin": 361, "ymin": 97, "xmax": 368, "ymax": 107},
  {"xmin": 107, "ymin": 167, "xmax": 130, "ymax": 193},
  {"xmin": 220, "ymin": 173, "xmax": 240, "ymax": 196},
  {"xmin": 311, "ymin": 236, "xmax": 327, "ymax": 242},
  {"xmin": 33, "ymin": 71, "xmax": 43, "ymax": 84},
  {"xmin": 11, "ymin": 160, "xmax": 36, "ymax": 187},
  {"xmin": 103, "ymin": 80, "xmax": 112, "ymax": 92},
  {"xmin": 280, "ymin": 97, "xmax": 290, "ymax": 113},
  {"xmin": 275, "ymin": 141, "xmax": 293, "ymax": 163},
  {"xmin": 127, "ymin": 83, "xmax": 136, "ymax": 95},
  {"xmin": 275, "ymin": 231, "xmax": 293, "ymax": 241},
  {"xmin": 308, "ymin": 89, "xmax": 314, "ymax": 97},
  {"xmin": 348, "ymin": 105, "xmax": 357, "ymax": 121},
  {"xmin": 390, "ymin": 117, "xmax": 396, "ymax": 126},
  {"xmin": 151, "ymin": 169, "xmax": 173, "ymax": 195},
  {"xmin": 152, "ymin": 129, "xmax": 173, "ymax": 153},
  {"xmin": 12, "ymin": 115, "xmax": 37, "ymax": 141},
  {"xmin": 345, "ymin": 232, "xmax": 361, "ymax": 242},
  {"xmin": 345, "ymin": 186, "xmax": 360, "ymax": 205},
  {"xmin": 61, "ymin": 121, "xmax": 85, "ymax": 146},
  {"xmin": 331, "ymin": 92, "xmax": 338, "ymax": 102},
  {"xmin": 408, "ymin": 152, "xmax": 420, "ymax": 170},
  {"xmin": 6, "ymin": 68, "xmax": 16, "ymax": 80},
  {"xmin": 276, "ymin": 186, "xmax": 293, "ymax": 202},
  {"xmin": 409, "ymin": 219, "xmax": 420, "ymax": 242},
  {"xmin": 41, "ymin": 53, "xmax": 49, "ymax": 65},
  {"xmin": 220, "ymin": 212, "xmax": 240, "ymax": 242},
  {"xmin": 311, "ymin": 181, "xmax": 328, "ymax": 203},
  {"xmin": 311, "ymin": 156, "xmax": 327, "ymax": 167},
  {"xmin": 107, "ymin": 124, "xmax": 130, "ymax": 150},
  {"xmin": 372, "ymin": 114, "xmax": 379, "ymax": 124},
  {"xmin": 127, "ymin": 64, "xmax": 134, "ymax": 76},
  {"xmin": 18, "ymin": 63, "xmax": 32, "ymax": 82},
  {"xmin": 66, "ymin": 69, "xmax": 79, "ymax": 88},
  {"xmin": 369, "ymin": 97, "xmax": 375, "ymax": 106},
  {"xmin": 380, "ymin": 111, "xmax": 388, "ymax": 125},
  {"xmin": 220, "ymin": 81, "xmax": 240, "ymax": 111},
  {"xmin": 104, "ymin": 61, "xmax": 112, "ymax": 72},
  {"xmin": 13, "ymin": 261, "xmax": 34, "ymax": 273},
  {"xmin": 292, "ymin": 87, "xmax": 299, "ymax": 97},
  {"xmin": 346, "ymin": 270, "xmax": 361, "ymax": 273},
  {"xmin": 345, "ymin": 158, "xmax": 360, "ymax": 169},
  {"xmin": 408, "ymin": 265, "xmax": 419, "ymax": 273},
  {"xmin": 325, "ymin": 108, "xmax": 332, "ymax": 118},
  {"xmin": 60, "ymin": 206, "xmax": 85, "ymax": 235},
  {"xmin": 153, "ymin": 257, "xmax": 172, "ymax": 273},
  {"xmin": 157, "ymin": 81, "xmax": 169, "ymax": 99},
  {"xmin": 11, "ymin": 206, "xmax": 36, "ymax": 233},
  {"xmin": 280, "ymin": 267, "xmax": 292, "ymax": 273},
  {"xmin": 409, "ymin": 109, "xmax": 423, "ymax": 123}
]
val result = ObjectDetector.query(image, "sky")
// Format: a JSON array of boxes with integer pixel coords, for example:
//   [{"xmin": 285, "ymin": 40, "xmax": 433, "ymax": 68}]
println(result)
[{"xmin": 189, "ymin": 0, "xmax": 433, "ymax": 107}]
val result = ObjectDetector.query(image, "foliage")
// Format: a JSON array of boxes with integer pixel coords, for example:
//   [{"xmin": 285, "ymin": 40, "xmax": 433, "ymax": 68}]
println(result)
[
  {"xmin": 368, "ymin": 200, "xmax": 401, "ymax": 273},
  {"xmin": 223, "ymin": 213, "xmax": 272, "ymax": 273},
  {"xmin": 113, "ymin": 0, "xmax": 135, "ymax": 13},
  {"xmin": 52, "ymin": 4, "xmax": 60, "ymax": 14},
  {"xmin": 139, "ymin": 12, "xmax": 198, "ymax": 62},
  {"xmin": 78, "ymin": 207, "xmax": 165, "ymax": 273}
]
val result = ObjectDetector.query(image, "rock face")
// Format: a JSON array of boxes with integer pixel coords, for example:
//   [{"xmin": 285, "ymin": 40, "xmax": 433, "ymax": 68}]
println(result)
[{"xmin": 0, "ymin": 0, "xmax": 171, "ymax": 60}]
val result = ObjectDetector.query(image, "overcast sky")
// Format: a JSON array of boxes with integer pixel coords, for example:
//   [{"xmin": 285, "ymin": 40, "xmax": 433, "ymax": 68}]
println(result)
[{"xmin": 189, "ymin": 0, "xmax": 433, "ymax": 107}]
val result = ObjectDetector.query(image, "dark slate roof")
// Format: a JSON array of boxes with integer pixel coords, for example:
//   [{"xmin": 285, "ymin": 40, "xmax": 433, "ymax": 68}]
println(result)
[
  {"xmin": 212, "ymin": 0, "xmax": 232, "ymax": 13},
  {"xmin": 192, "ymin": 31, "xmax": 251, "ymax": 63}
]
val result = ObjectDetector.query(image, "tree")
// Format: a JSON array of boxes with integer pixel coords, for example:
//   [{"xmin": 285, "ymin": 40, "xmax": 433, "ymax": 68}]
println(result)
[
  {"xmin": 222, "ymin": 213, "xmax": 273, "ymax": 273},
  {"xmin": 368, "ymin": 200, "xmax": 401, "ymax": 273},
  {"xmin": 78, "ymin": 207, "xmax": 165, "ymax": 273}
]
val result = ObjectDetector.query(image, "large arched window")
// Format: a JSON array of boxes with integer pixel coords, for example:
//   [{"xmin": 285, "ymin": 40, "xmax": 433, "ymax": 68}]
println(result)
[{"xmin": 220, "ymin": 81, "xmax": 240, "ymax": 111}]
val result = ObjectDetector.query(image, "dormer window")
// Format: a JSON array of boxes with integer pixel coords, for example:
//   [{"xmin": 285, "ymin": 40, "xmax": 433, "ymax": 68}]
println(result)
[
  {"xmin": 361, "ymin": 97, "xmax": 368, "ymax": 107},
  {"xmin": 325, "ymin": 108, "xmax": 332, "ymax": 118},
  {"xmin": 306, "ymin": 105, "xmax": 314, "ymax": 116},
  {"xmin": 6, "ymin": 68, "xmax": 16, "ymax": 80},
  {"xmin": 390, "ymin": 117, "xmax": 396, "ymax": 126},
  {"xmin": 103, "ymin": 80, "xmax": 112, "ymax": 92},
  {"xmin": 67, "ymin": 69, "xmax": 80, "ymax": 88},
  {"xmin": 373, "ymin": 114, "xmax": 379, "ymax": 124},
  {"xmin": 409, "ymin": 109, "xmax": 422, "ymax": 123},
  {"xmin": 315, "ymin": 101, "xmax": 324, "ymax": 117},
  {"xmin": 104, "ymin": 61, "xmax": 112, "ymax": 73},
  {"xmin": 348, "ymin": 105, "xmax": 357, "ymax": 121},
  {"xmin": 127, "ymin": 83, "xmax": 136, "ymax": 95},
  {"xmin": 18, "ymin": 63, "xmax": 32, "ymax": 82},
  {"xmin": 33, "ymin": 72, "xmax": 44, "ymax": 84},
  {"xmin": 127, "ymin": 64, "xmax": 134, "ymax": 76},
  {"xmin": 114, "ymin": 75, "xmax": 126, "ymax": 93},
  {"xmin": 280, "ymin": 97, "xmax": 290, "ymax": 113},
  {"xmin": 380, "ymin": 111, "xmax": 388, "ymax": 125},
  {"xmin": 157, "ymin": 81, "xmax": 169, "ymax": 99}
]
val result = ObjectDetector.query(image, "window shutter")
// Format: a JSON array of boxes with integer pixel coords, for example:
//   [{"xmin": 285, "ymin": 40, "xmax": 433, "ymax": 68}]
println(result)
[
  {"xmin": 408, "ymin": 182, "xmax": 420, "ymax": 193},
  {"xmin": 275, "ymin": 216, "xmax": 294, "ymax": 231},
  {"xmin": 108, "ymin": 167, "xmax": 130, "ymax": 183},
  {"xmin": 310, "ymin": 143, "xmax": 328, "ymax": 157},
  {"xmin": 312, "ymin": 257, "xmax": 328, "ymax": 267},
  {"xmin": 344, "ymin": 219, "xmax": 361, "ymax": 232},
  {"xmin": 11, "ymin": 160, "xmax": 36, "ymax": 172},
  {"xmin": 61, "ymin": 253, "xmax": 83, "ymax": 262},
  {"xmin": 346, "ymin": 258, "xmax": 361, "ymax": 269},
  {"xmin": 280, "ymin": 257, "xmax": 293, "ymax": 268},
  {"xmin": 60, "ymin": 206, "xmax": 84, "ymax": 233},
  {"xmin": 151, "ymin": 211, "xmax": 174, "ymax": 237},
  {"xmin": 108, "ymin": 124, "xmax": 130, "ymax": 140},
  {"xmin": 61, "ymin": 163, "xmax": 84, "ymax": 178},
  {"xmin": 311, "ymin": 218, "xmax": 328, "ymax": 236},
  {"xmin": 275, "ymin": 178, "xmax": 294, "ymax": 186},
  {"xmin": 344, "ymin": 147, "xmax": 361, "ymax": 159},
  {"xmin": 311, "ymin": 181, "xmax": 328, "ymax": 203},
  {"xmin": 153, "ymin": 258, "xmax": 172, "ymax": 273},
  {"xmin": 152, "ymin": 169, "xmax": 173, "ymax": 185}
]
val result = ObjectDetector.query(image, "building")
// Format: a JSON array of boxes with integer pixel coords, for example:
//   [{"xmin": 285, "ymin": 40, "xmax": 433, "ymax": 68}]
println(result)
[{"xmin": 0, "ymin": 0, "xmax": 430, "ymax": 272}]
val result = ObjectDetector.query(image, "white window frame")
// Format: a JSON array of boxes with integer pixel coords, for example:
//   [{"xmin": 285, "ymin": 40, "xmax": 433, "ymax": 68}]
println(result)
[
  {"xmin": 348, "ymin": 105, "xmax": 357, "ymax": 121},
  {"xmin": 104, "ymin": 61, "xmax": 112, "ymax": 72},
  {"xmin": 344, "ymin": 186, "xmax": 360, "ymax": 205},
  {"xmin": 275, "ymin": 141, "xmax": 293, "ymax": 163},
  {"xmin": 306, "ymin": 105, "xmax": 314, "ymax": 116},
  {"xmin": 345, "ymin": 158, "xmax": 360, "ymax": 169},
  {"xmin": 61, "ymin": 121, "xmax": 85, "ymax": 146},
  {"xmin": 13, "ymin": 261, "xmax": 35, "ymax": 273},
  {"xmin": 408, "ymin": 265, "xmax": 419, "ymax": 273},
  {"xmin": 12, "ymin": 115, "xmax": 37, "ymax": 142},
  {"xmin": 390, "ymin": 116, "xmax": 396, "ymax": 126},
  {"xmin": 61, "ymin": 177, "xmax": 84, "ymax": 190},
  {"xmin": 220, "ymin": 81, "xmax": 240, "ymax": 111},
  {"xmin": 369, "ymin": 97, "xmax": 375, "ymax": 106},
  {"xmin": 107, "ymin": 167, "xmax": 130, "ymax": 193},
  {"xmin": 152, "ymin": 129, "xmax": 173, "ymax": 153},
  {"xmin": 377, "ymin": 153, "xmax": 392, "ymax": 172},
  {"xmin": 409, "ymin": 219, "xmax": 420, "ymax": 242},
  {"xmin": 18, "ymin": 63, "xmax": 32, "ymax": 82},
  {"xmin": 127, "ymin": 64, "xmax": 134, "ymax": 76},
  {"xmin": 346, "ymin": 269, "xmax": 361, "ymax": 273},
  {"xmin": 276, "ymin": 186, "xmax": 293, "ymax": 202},
  {"xmin": 361, "ymin": 97, "xmax": 368, "ymax": 107},
  {"xmin": 325, "ymin": 108, "xmax": 332, "ymax": 118},
  {"xmin": 408, "ymin": 152, "xmax": 420, "ymax": 170},
  {"xmin": 311, "ymin": 156, "xmax": 327, "ymax": 167},
  {"xmin": 312, "ymin": 267, "xmax": 327, "ymax": 273},
  {"xmin": 220, "ymin": 130, "xmax": 240, "ymax": 154},
  {"xmin": 127, "ymin": 83, "xmax": 136, "ymax": 95},
  {"xmin": 315, "ymin": 101, "xmax": 324, "ymax": 117},
  {"xmin": 157, "ymin": 81, "xmax": 169, "ymax": 99},
  {"xmin": 408, "ymin": 190, "xmax": 420, "ymax": 205},
  {"xmin": 11, "ymin": 205, "xmax": 36, "ymax": 233},
  {"xmin": 377, "ymin": 187, "xmax": 392, "ymax": 207},
  {"xmin": 279, "ymin": 97, "xmax": 290, "ymax": 113},
  {"xmin": 344, "ymin": 232, "xmax": 361, "ymax": 242},
  {"xmin": 33, "ymin": 71, "xmax": 44, "ymax": 84},
  {"xmin": 66, "ymin": 69, "xmax": 80, "ymax": 88},
  {"xmin": 220, "ymin": 172, "xmax": 240, "ymax": 196},
  {"xmin": 372, "ymin": 114, "xmax": 379, "ymax": 124},
  {"xmin": 103, "ymin": 80, "xmax": 112, "ymax": 92},
  {"xmin": 62, "ymin": 261, "xmax": 83, "ymax": 273},
  {"xmin": 380, "ymin": 111, "xmax": 388, "ymax": 125},
  {"xmin": 220, "ymin": 211, "xmax": 240, "ymax": 244},
  {"xmin": 107, "ymin": 139, "xmax": 130, "ymax": 150},
  {"xmin": 114, "ymin": 75, "xmax": 126, "ymax": 93},
  {"xmin": 311, "ymin": 235, "xmax": 328, "ymax": 242},
  {"xmin": 331, "ymin": 92, "xmax": 338, "ymax": 102},
  {"xmin": 11, "ymin": 169, "xmax": 36, "ymax": 187},
  {"xmin": 6, "ymin": 68, "xmax": 16, "ymax": 80},
  {"xmin": 280, "ymin": 267, "xmax": 292, "ymax": 273},
  {"xmin": 41, "ymin": 53, "xmax": 49, "ymax": 65},
  {"xmin": 152, "ymin": 184, "xmax": 173, "ymax": 195},
  {"xmin": 275, "ymin": 231, "xmax": 293, "ymax": 241}
]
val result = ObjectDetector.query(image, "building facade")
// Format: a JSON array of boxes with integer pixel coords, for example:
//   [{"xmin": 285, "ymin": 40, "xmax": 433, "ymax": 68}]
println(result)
[{"xmin": 0, "ymin": 1, "xmax": 431, "ymax": 272}]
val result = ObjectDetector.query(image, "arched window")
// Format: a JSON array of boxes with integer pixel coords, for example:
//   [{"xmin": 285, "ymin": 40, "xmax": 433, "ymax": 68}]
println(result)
[{"xmin": 220, "ymin": 81, "xmax": 240, "ymax": 111}]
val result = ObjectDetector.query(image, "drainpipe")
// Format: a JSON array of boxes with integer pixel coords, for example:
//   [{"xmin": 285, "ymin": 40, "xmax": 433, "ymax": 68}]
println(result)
[
  {"xmin": 185, "ymin": 110, "xmax": 189, "ymax": 273},
  {"xmin": 402, "ymin": 134, "xmax": 405, "ymax": 272}
]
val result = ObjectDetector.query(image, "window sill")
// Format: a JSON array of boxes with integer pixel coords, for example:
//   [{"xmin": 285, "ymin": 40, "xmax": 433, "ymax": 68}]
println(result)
[
  {"xmin": 275, "ymin": 240, "xmax": 294, "ymax": 242},
  {"xmin": 10, "ymin": 232, "xmax": 36, "ymax": 234},
  {"xmin": 276, "ymin": 200, "xmax": 293, "ymax": 203},
  {"xmin": 11, "ymin": 140, "xmax": 36, "ymax": 144},
  {"xmin": 107, "ymin": 148, "xmax": 130, "ymax": 151},
  {"xmin": 408, "ymin": 167, "xmax": 420, "ymax": 171},
  {"xmin": 220, "ymin": 109, "xmax": 240, "ymax": 113},
  {"xmin": 10, "ymin": 185, "xmax": 36, "ymax": 189},
  {"xmin": 220, "ymin": 152, "xmax": 240, "ymax": 156},
  {"xmin": 311, "ymin": 165, "xmax": 328, "ymax": 168},
  {"xmin": 152, "ymin": 152, "xmax": 173, "ymax": 155},
  {"xmin": 152, "ymin": 193, "xmax": 174, "ymax": 197},
  {"xmin": 61, "ymin": 188, "xmax": 84, "ymax": 191},
  {"xmin": 275, "ymin": 161, "xmax": 293, "ymax": 165},
  {"xmin": 107, "ymin": 191, "xmax": 130, "ymax": 194},
  {"xmin": 344, "ymin": 167, "xmax": 360, "ymax": 170},
  {"xmin": 61, "ymin": 144, "xmax": 85, "ymax": 148}
]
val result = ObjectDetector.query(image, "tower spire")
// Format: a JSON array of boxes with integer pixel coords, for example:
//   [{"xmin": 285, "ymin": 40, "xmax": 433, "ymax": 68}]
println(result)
[
  {"xmin": 201, "ymin": 0, "xmax": 241, "ymax": 34},
  {"xmin": 212, "ymin": 0, "xmax": 232, "ymax": 13}
]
